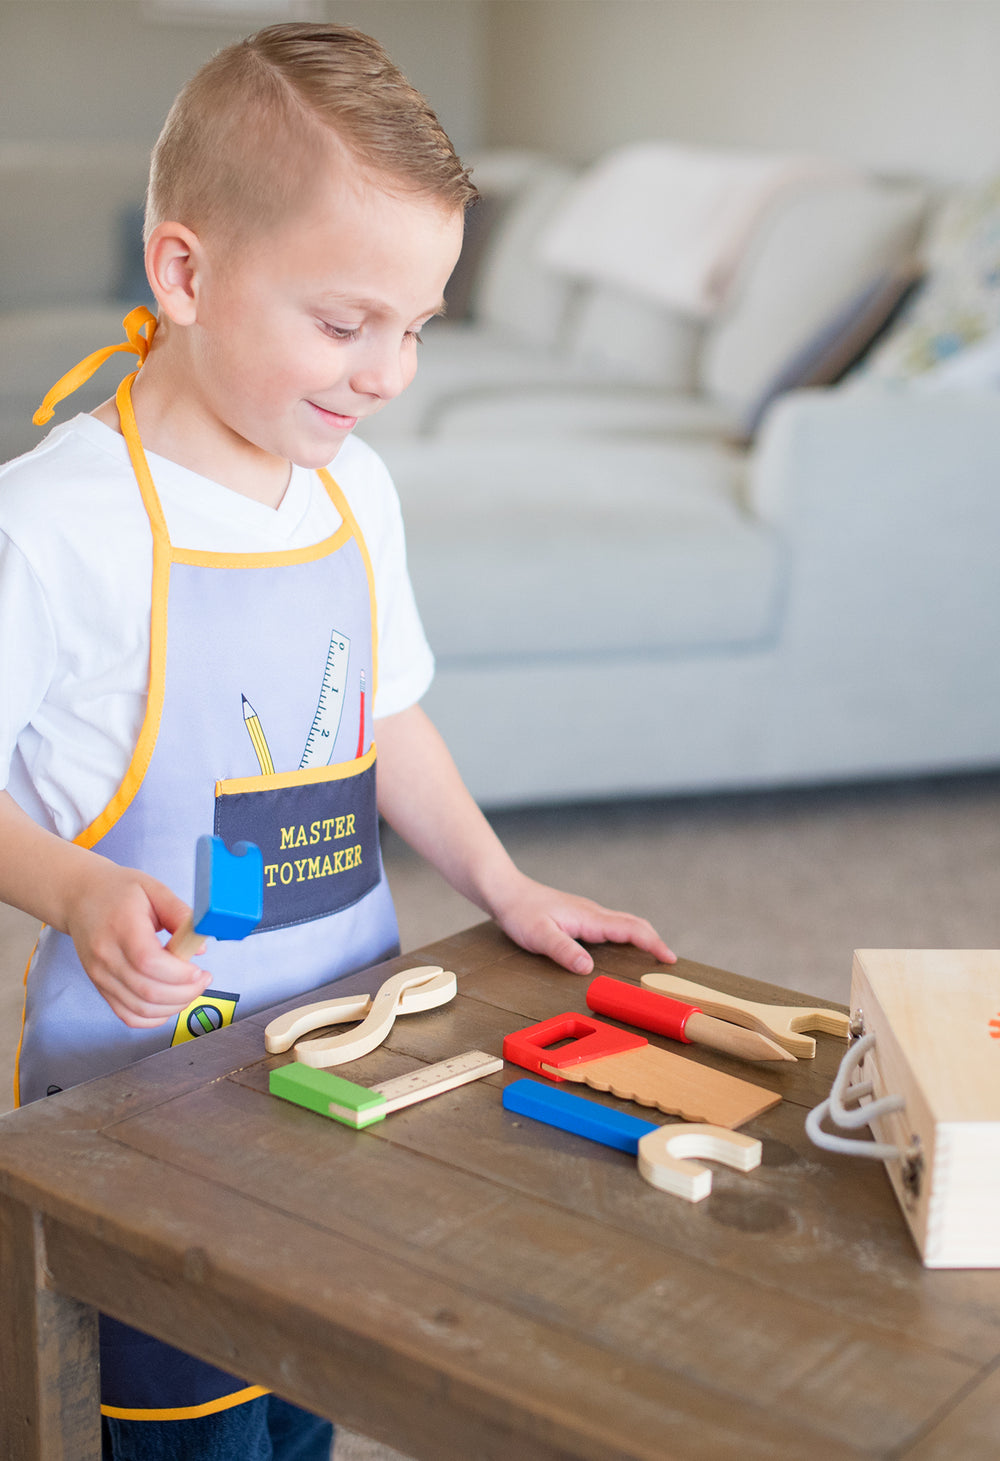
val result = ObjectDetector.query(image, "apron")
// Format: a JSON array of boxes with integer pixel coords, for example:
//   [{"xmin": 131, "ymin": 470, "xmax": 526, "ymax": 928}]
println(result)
[{"xmin": 19, "ymin": 313, "xmax": 400, "ymax": 1418}]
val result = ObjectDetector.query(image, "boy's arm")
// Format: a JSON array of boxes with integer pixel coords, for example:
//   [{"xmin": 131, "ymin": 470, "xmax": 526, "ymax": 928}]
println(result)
[
  {"xmin": 0, "ymin": 790, "xmax": 211, "ymax": 1027},
  {"xmin": 374, "ymin": 705, "xmax": 675, "ymax": 974}
]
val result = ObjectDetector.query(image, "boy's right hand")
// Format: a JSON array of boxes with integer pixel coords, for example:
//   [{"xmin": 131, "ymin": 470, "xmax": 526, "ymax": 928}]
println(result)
[
  {"xmin": 64, "ymin": 862, "xmax": 212, "ymax": 1029},
  {"xmin": 0, "ymin": 792, "xmax": 208, "ymax": 1028}
]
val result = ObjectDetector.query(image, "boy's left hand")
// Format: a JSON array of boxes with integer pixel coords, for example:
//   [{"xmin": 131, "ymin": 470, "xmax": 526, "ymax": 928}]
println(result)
[
  {"xmin": 488, "ymin": 870, "xmax": 675, "ymax": 976},
  {"xmin": 374, "ymin": 705, "xmax": 675, "ymax": 977}
]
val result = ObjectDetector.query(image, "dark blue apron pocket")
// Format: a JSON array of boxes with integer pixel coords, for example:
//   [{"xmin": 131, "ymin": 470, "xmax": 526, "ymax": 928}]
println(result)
[{"xmin": 214, "ymin": 748, "xmax": 380, "ymax": 933}]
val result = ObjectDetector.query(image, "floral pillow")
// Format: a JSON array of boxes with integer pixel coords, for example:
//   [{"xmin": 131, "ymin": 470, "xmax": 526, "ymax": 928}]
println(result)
[{"xmin": 858, "ymin": 176, "xmax": 1000, "ymax": 378}]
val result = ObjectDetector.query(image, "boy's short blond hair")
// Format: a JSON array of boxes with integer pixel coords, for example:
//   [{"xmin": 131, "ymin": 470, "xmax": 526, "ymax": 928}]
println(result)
[{"xmin": 146, "ymin": 21, "xmax": 476, "ymax": 246}]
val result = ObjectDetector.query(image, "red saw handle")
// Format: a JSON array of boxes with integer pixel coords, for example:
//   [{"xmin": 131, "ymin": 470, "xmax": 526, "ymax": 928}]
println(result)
[
  {"xmin": 586, "ymin": 975, "xmax": 699, "ymax": 1043},
  {"xmin": 502, "ymin": 1012, "xmax": 646, "ymax": 1082}
]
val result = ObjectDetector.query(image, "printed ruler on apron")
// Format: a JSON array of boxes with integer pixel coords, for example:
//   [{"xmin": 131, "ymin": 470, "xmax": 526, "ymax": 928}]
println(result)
[{"xmin": 299, "ymin": 629, "xmax": 366, "ymax": 769}]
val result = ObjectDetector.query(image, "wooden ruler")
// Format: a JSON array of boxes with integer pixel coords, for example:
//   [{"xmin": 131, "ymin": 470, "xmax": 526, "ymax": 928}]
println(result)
[{"xmin": 270, "ymin": 1050, "xmax": 503, "ymax": 1129}]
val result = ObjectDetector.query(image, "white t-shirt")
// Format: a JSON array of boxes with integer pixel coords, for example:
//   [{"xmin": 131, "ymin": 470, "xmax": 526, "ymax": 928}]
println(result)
[{"xmin": 0, "ymin": 414, "xmax": 434, "ymax": 840}]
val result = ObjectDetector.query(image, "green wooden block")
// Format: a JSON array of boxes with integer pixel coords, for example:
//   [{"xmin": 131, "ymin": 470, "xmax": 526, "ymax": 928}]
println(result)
[{"xmin": 269, "ymin": 1063, "xmax": 387, "ymax": 1127}]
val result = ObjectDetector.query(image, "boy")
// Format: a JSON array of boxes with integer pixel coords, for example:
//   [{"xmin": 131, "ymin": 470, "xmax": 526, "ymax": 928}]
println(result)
[{"xmin": 0, "ymin": 22, "xmax": 673, "ymax": 1459}]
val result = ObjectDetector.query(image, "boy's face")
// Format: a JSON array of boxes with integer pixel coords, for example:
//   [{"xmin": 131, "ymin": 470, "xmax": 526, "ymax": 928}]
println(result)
[{"xmin": 187, "ymin": 164, "xmax": 463, "ymax": 469}]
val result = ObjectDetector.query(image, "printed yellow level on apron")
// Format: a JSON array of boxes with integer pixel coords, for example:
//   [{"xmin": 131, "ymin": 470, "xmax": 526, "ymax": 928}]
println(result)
[{"xmin": 19, "ymin": 313, "xmax": 400, "ymax": 1418}]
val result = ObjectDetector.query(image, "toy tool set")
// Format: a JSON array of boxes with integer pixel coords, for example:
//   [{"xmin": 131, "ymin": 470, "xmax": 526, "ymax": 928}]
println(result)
[
  {"xmin": 264, "ymin": 966, "xmax": 837, "ymax": 1146},
  {"xmin": 268, "ymin": 955, "xmax": 976, "ymax": 1222},
  {"xmin": 260, "ymin": 941, "xmax": 1000, "ymax": 1259}
]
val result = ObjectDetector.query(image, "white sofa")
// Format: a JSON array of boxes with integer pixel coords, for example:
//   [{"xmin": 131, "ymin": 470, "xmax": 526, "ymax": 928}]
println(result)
[
  {"xmin": 4, "ymin": 145, "xmax": 999, "ymax": 809},
  {"xmin": 379, "ymin": 386, "xmax": 1000, "ymax": 805},
  {"xmin": 359, "ymin": 153, "xmax": 1000, "ymax": 805}
]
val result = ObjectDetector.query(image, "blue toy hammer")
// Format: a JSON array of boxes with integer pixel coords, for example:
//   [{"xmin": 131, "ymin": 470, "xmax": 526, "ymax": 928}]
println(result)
[{"xmin": 167, "ymin": 835, "xmax": 264, "ymax": 960}]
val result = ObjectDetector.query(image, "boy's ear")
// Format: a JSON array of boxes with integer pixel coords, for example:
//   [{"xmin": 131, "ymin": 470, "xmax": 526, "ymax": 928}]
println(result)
[{"xmin": 145, "ymin": 221, "xmax": 204, "ymax": 326}]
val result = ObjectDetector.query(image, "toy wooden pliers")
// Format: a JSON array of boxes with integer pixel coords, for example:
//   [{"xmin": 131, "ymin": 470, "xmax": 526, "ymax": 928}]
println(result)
[{"xmin": 264, "ymin": 965, "xmax": 457, "ymax": 1068}]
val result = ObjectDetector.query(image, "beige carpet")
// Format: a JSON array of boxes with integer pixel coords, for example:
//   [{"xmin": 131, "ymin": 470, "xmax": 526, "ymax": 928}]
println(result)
[{"xmin": 2, "ymin": 772, "xmax": 998, "ymax": 1457}]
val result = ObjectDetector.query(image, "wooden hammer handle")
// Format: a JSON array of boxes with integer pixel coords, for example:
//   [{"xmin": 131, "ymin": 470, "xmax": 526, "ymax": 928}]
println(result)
[{"xmin": 166, "ymin": 914, "xmax": 206, "ymax": 961}]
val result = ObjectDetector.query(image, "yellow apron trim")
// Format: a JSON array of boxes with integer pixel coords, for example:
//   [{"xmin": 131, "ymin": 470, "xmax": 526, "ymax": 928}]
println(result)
[
  {"xmin": 171, "ymin": 519, "xmax": 353, "ymax": 569},
  {"xmin": 101, "ymin": 1383, "xmax": 269, "ymax": 1422},
  {"xmin": 216, "ymin": 742, "xmax": 377, "ymax": 797},
  {"xmin": 116, "ymin": 368, "xmax": 171, "ymax": 543},
  {"xmin": 33, "ymin": 307, "xmax": 157, "ymax": 426},
  {"xmin": 73, "ymin": 373, "xmax": 171, "ymax": 852}
]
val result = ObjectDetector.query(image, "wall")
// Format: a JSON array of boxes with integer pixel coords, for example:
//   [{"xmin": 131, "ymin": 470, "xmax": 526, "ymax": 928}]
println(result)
[
  {"xmin": 0, "ymin": 0, "xmax": 486, "ymax": 155},
  {"xmin": 483, "ymin": 0, "xmax": 1000, "ymax": 185},
  {"xmin": 6, "ymin": 1, "xmax": 998, "ymax": 186}
]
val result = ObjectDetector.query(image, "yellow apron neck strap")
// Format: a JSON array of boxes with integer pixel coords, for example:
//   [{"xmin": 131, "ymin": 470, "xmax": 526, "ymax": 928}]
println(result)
[
  {"xmin": 32, "ymin": 306, "xmax": 158, "ymax": 427},
  {"xmin": 113, "ymin": 369, "xmax": 170, "ymax": 545}
]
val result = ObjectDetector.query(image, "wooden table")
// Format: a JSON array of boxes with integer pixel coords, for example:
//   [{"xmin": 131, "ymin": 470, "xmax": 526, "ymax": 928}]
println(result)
[{"xmin": 2, "ymin": 922, "xmax": 1000, "ymax": 1461}]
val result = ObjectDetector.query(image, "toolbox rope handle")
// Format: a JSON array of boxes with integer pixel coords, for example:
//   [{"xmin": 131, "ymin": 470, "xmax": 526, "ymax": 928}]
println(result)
[{"xmin": 805, "ymin": 1032, "xmax": 905, "ymax": 1161}]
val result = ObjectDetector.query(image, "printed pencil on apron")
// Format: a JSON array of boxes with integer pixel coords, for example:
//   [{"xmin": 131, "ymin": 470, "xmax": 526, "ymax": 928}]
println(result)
[{"xmin": 17, "ymin": 310, "xmax": 400, "ymax": 1418}]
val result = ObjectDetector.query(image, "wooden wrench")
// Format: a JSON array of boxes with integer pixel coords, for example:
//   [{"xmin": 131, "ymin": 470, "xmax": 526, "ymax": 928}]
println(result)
[{"xmin": 640, "ymin": 972, "xmax": 850, "ymax": 1058}]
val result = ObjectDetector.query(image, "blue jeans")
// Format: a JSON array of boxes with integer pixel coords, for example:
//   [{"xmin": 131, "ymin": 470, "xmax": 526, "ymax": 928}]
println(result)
[{"xmin": 101, "ymin": 1395, "xmax": 334, "ymax": 1460}]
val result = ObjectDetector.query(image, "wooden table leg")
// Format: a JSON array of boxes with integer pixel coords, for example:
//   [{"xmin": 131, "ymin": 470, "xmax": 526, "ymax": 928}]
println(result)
[{"xmin": 0, "ymin": 1193, "xmax": 101, "ymax": 1461}]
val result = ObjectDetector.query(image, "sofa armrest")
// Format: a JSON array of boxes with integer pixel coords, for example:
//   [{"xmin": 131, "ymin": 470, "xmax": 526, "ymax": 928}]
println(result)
[
  {"xmin": 750, "ymin": 383, "xmax": 1000, "ymax": 530},
  {"xmin": 749, "ymin": 384, "xmax": 1000, "ymax": 712}
]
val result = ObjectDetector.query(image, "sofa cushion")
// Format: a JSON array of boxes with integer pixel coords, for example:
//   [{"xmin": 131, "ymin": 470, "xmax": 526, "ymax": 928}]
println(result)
[
  {"xmin": 468, "ymin": 155, "xmax": 580, "ymax": 349},
  {"xmin": 536, "ymin": 142, "xmax": 855, "ymax": 317},
  {"xmin": 420, "ymin": 384, "xmax": 738, "ymax": 441},
  {"xmin": 856, "ymin": 175, "xmax": 1000, "ymax": 378},
  {"xmin": 700, "ymin": 181, "xmax": 927, "ymax": 414},
  {"xmin": 562, "ymin": 282, "xmax": 703, "ymax": 390},
  {"xmin": 736, "ymin": 262, "xmax": 922, "ymax": 438},
  {"xmin": 379, "ymin": 438, "xmax": 781, "ymax": 661},
  {"xmin": 441, "ymin": 192, "xmax": 505, "ymax": 321},
  {"xmin": 356, "ymin": 324, "xmax": 622, "ymax": 443},
  {"xmin": 910, "ymin": 325, "xmax": 1000, "ymax": 391}
]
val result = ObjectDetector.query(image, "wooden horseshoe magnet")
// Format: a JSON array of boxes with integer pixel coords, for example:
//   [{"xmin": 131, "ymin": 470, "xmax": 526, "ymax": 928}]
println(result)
[{"xmin": 636, "ymin": 1123, "xmax": 762, "ymax": 1202}]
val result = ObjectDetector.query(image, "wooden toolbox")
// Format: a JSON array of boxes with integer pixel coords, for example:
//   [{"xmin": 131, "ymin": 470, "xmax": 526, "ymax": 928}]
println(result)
[{"xmin": 849, "ymin": 949, "xmax": 1000, "ymax": 1268}]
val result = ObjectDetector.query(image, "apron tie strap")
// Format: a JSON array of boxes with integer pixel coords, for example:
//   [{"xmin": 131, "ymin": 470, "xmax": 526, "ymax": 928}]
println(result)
[{"xmin": 33, "ymin": 306, "xmax": 158, "ymax": 426}]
